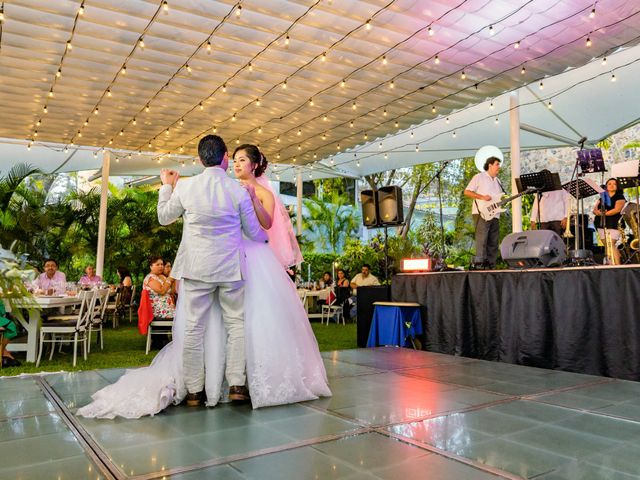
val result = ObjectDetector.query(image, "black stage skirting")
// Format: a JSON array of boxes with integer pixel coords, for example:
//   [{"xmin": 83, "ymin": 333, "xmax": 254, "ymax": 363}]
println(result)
[{"xmin": 391, "ymin": 266, "xmax": 640, "ymax": 381}]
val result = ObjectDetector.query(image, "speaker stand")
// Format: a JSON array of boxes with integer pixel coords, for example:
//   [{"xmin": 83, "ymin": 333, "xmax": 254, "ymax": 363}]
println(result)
[{"xmin": 383, "ymin": 226, "xmax": 389, "ymax": 283}]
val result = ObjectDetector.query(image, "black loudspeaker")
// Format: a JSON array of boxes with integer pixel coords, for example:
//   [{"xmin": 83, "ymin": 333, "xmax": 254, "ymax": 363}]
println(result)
[
  {"xmin": 356, "ymin": 286, "xmax": 390, "ymax": 347},
  {"xmin": 360, "ymin": 190, "xmax": 379, "ymax": 227},
  {"xmin": 378, "ymin": 186, "xmax": 404, "ymax": 225},
  {"xmin": 500, "ymin": 230, "xmax": 567, "ymax": 268}
]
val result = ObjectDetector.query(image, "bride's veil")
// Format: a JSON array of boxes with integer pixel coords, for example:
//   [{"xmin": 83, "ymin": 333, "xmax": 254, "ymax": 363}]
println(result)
[{"xmin": 255, "ymin": 174, "xmax": 303, "ymax": 267}]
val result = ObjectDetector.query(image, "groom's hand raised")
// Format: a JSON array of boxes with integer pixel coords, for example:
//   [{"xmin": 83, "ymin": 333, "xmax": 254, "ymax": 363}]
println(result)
[{"xmin": 160, "ymin": 169, "xmax": 179, "ymax": 189}]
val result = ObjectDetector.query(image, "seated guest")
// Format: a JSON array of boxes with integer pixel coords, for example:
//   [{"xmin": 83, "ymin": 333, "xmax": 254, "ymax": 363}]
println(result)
[
  {"xmin": 143, "ymin": 256, "xmax": 175, "ymax": 319},
  {"xmin": 335, "ymin": 269, "xmax": 352, "ymax": 320},
  {"xmin": 34, "ymin": 259, "xmax": 66, "ymax": 295},
  {"xmin": 319, "ymin": 272, "xmax": 333, "ymax": 288},
  {"xmin": 79, "ymin": 264, "xmax": 102, "ymax": 287},
  {"xmin": 350, "ymin": 264, "xmax": 380, "ymax": 294},
  {"xmin": 115, "ymin": 266, "xmax": 134, "ymax": 318},
  {"xmin": 0, "ymin": 303, "xmax": 21, "ymax": 367},
  {"xmin": 335, "ymin": 269, "xmax": 350, "ymax": 289},
  {"xmin": 163, "ymin": 260, "xmax": 177, "ymax": 300}
]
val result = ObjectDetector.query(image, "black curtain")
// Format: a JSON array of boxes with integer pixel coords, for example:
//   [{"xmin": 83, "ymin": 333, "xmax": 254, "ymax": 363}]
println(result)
[{"xmin": 392, "ymin": 268, "xmax": 640, "ymax": 380}]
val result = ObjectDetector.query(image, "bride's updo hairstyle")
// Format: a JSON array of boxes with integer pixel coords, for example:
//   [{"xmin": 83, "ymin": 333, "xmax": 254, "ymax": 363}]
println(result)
[{"xmin": 234, "ymin": 144, "xmax": 268, "ymax": 178}]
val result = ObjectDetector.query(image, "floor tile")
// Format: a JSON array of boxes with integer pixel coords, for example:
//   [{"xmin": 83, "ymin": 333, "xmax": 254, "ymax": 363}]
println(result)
[
  {"xmin": 0, "ymin": 396, "xmax": 56, "ymax": 418},
  {"xmin": 0, "ymin": 430, "xmax": 87, "ymax": 470},
  {"xmin": 169, "ymin": 464, "xmax": 247, "ymax": 479},
  {"xmin": 0, "ymin": 413, "xmax": 67, "ymax": 442},
  {"xmin": 0, "ymin": 454, "xmax": 105, "ymax": 480}
]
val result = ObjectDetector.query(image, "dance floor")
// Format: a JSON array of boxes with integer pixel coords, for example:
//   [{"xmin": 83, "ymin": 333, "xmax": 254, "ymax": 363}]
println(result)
[{"xmin": 3, "ymin": 348, "xmax": 640, "ymax": 479}]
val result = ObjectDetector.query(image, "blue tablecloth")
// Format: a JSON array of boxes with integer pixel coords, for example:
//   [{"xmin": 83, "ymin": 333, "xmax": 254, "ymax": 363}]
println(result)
[{"xmin": 367, "ymin": 304, "xmax": 423, "ymax": 347}]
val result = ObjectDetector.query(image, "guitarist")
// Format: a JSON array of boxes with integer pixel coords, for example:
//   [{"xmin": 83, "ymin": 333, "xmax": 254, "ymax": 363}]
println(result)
[{"xmin": 464, "ymin": 157, "xmax": 503, "ymax": 269}]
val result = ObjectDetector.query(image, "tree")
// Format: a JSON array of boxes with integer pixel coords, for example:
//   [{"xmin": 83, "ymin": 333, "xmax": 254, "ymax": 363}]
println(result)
[{"xmin": 303, "ymin": 192, "xmax": 359, "ymax": 254}]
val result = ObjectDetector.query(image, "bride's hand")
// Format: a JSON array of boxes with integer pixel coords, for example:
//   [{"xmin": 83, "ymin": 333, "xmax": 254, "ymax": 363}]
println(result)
[{"xmin": 242, "ymin": 182, "xmax": 256, "ymax": 199}]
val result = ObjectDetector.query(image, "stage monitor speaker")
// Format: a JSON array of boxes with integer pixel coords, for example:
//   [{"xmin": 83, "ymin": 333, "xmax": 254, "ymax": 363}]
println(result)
[
  {"xmin": 500, "ymin": 230, "xmax": 566, "ymax": 268},
  {"xmin": 360, "ymin": 190, "xmax": 378, "ymax": 227},
  {"xmin": 378, "ymin": 186, "xmax": 404, "ymax": 225}
]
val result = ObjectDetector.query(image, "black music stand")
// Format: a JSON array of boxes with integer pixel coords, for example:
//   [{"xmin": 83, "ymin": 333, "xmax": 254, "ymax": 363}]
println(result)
[
  {"xmin": 516, "ymin": 170, "xmax": 562, "ymax": 229},
  {"xmin": 563, "ymin": 178, "xmax": 603, "ymax": 263}
]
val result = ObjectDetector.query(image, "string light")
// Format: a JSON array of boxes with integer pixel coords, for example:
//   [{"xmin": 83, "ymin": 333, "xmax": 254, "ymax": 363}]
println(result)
[
  {"xmin": 297, "ymin": 129, "xmax": 302, "ymax": 136},
  {"xmin": 36, "ymin": 120, "xmax": 41, "ymax": 126},
  {"xmin": 586, "ymin": 37, "xmax": 592, "ymax": 47},
  {"xmin": 363, "ymin": 133, "xmax": 368, "ymax": 140},
  {"xmin": 445, "ymin": 117, "xmax": 450, "ymax": 124},
  {"xmin": 383, "ymin": 109, "xmax": 387, "ymax": 116},
  {"xmin": 489, "ymin": 25, "xmax": 494, "ymax": 35},
  {"xmin": 394, "ymin": 121, "xmax": 399, "ymax": 128},
  {"xmin": 341, "ymin": 79, "xmax": 346, "ymax": 88},
  {"xmin": 313, "ymin": 153, "xmax": 317, "ymax": 159},
  {"xmin": 179, "ymin": 118, "xmax": 184, "ymax": 126},
  {"xmin": 495, "ymin": 117, "xmax": 499, "ymax": 125},
  {"xmin": 48, "ymin": 89, "xmax": 54, "ymax": 98},
  {"xmin": 389, "ymin": 80, "xmax": 395, "ymax": 89},
  {"xmin": 145, "ymin": 105, "xmax": 150, "ymax": 112},
  {"xmin": 94, "ymin": 107, "xmax": 99, "ymax": 115},
  {"xmin": 322, "ymin": 134, "xmax": 326, "ymax": 140},
  {"xmin": 235, "ymin": 4, "xmax": 242, "ymax": 17},
  {"xmin": 323, "ymin": 115, "xmax": 328, "ymax": 121},
  {"xmin": 602, "ymin": 57, "xmax": 607, "ymax": 65},
  {"xmin": 277, "ymin": 136, "xmax": 281, "ymax": 143},
  {"xmin": 199, "ymin": 102, "xmax": 204, "ymax": 110},
  {"xmin": 56, "ymin": 68, "xmax": 61, "ymax": 78},
  {"xmin": 434, "ymin": 55, "xmax": 440, "ymax": 64},
  {"xmin": 350, "ymin": 121, "xmax": 354, "ymax": 128},
  {"xmin": 297, "ymin": 145, "xmax": 301, "ymax": 150},
  {"xmin": 321, "ymin": 52, "xmax": 327, "ymax": 62},
  {"xmin": 547, "ymin": 101, "xmax": 553, "ymax": 109},
  {"xmin": 284, "ymin": 34, "xmax": 290, "ymax": 46},
  {"xmin": 213, "ymin": 126, "xmax": 217, "ymax": 133},
  {"xmin": 258, "ymin": 126, "xmax": 262, "ymax": 133},
  {"xmin": 121, "ymin": 66, "xmax": 127, "ymax": 75},
  {"xmin": 77, "ymin": 131, "xmax": 82, "ymax": 138},
  {"xmin": 248, "ymin": 62, "xmax": 253, "ymax": 72},
  {"xmin": 382, "ymin": 55, "xmax": 387, "ymax": 65},
  {"xmin": 365, "ymin": 19, "xmax": 371, "ymax": 30},
  {"xmin": 138, "ymin": 37, "xmax": 145, "ymax": 49},
  {"xmin": 108, "ymin": 139, "xmax": 112, "ymax": 145},
  {"xmin": 521, "ymin": 65, "xmax": 526, "ymax": 75},
  {"xmin": 256, "ymin": 98, "xmax": 261, "ymax": 106},
  {"xmin": 428, "ymin": 26, "xmax": 434, "ymax": 36},
  {"xmin": 84, "ymin": 120, "xmax": 88, "ymax": 126},
  {"xmin": 186, "ymin": 64, "xmax": 192, "ymax": 73},
  {"xmin": 431, "ymin": 105, "xmax": 436, "ymax": 114},
  {"xmin": 309, "ymin": 98, "xmax": 314, "ymax": 106},
  {"xmin": 410, "ymin": 131, "xmax": 414, "ymax": 138},
  {"xmin": 222, "ymin": 84, "xmax": 227, "ymax": 92},
  {"xmin": 33, "ymin": 130, "xmax": 38, "ymax": 137},
  {"xmin": 352, "ymin": 101, "xmax": 357, "ymax": 110},
  {"xmin": 43, "ymin": 105, "xmax": 48, "ymax": 114},
  {"xmin": 206, "ymin": 41, "xmax": 212, "ymax": 53},
  {"xmin": 590, "ymin": 7, "xmax": 596, "ymax": 18},
  {"xmin": 611, "ymin": 73, "xmax": 617, "ymax": 82},
  {"xmin": 415, "ymin": 144, "xmax": 419, "ymax": 152},
  {"xmin": 66, "ymin": 40, "xmax": 72, "ymax": 50},
  {"xmin": 452, "ymin": 131, "xmax": 456, "ymax": 138},
  {"xmin": 163, "ymin": 1, "xmax": 168, "ymax": 12},
  {"xmin": 539, "ymin": 81, "xmax": 544, "ymax": 90},
  {"xmin": 119, "ymin": 129, "xmax": 124, "ymax": 136},
  {"xmin": 232, "ymin": 113, "xmax": 236, "ymax": 121},
  {"xmin": 461, "ymin": 71, "xmax": 466, "ymax": 80},
  {"xmin": 514, "ymin": 41, "xmax": 520, "ymax": 49},
  {"xmin": 277, "ymin": 153, "xmax": 281, "ymax": 159},
  {"xmin": 282, "ymin": 80, "xmax": 287, "ymax": 89},
  {"xmin": 378, "ymin": 142, "xmax": 383, "ymax": 149},
  {"xmin": 337, "ymin": 144, "xmax": 341, "ymax": 150},
  {"xmin": 107, "ymin": 89, "xmax": 112, "ymax": 97},
  {"xmin": 489, "ymin": 102, "xmax": 494, "ymax": 110}
]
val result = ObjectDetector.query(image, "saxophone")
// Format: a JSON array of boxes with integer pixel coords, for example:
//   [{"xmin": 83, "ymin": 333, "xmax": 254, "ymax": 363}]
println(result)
[{"xmin": 603, "ymin": 227, "xmax": 620, "ymax": 265}]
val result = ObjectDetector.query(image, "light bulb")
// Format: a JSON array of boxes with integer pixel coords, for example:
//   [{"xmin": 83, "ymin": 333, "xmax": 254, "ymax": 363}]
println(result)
[
  {"xmin": 133, "ymin": 118, "xmax": 137, "ymax": 125},
  {"xmin": 602, "ymin": 57, "xmax": 607, "ymax": 65},
  {"xmin": 56, "ymin": 69, "xmax": 61, "ymax": 77},
  {"xmin": 495, "ymin": 117, "xmax": 499, "ymax": 125},
  {"xmin": 277, "ymin": 136, "xmax": 281, "ymax": 143},
  {"xmin": 284, "ymin": 35, "xmax": 290, "ymax": 45},
  {"xmin": 236, "ymin": 138, "xmax": 239, "ymax": 144},
  {"xmin": 65, "ymin": 146, "xmax": 69, "ymax": 152},
  {"xmin": 389, "ymin": 80, "xmax": 394, "ymax": 89},
  {"xmin": 521, "ymin": 66, "xmax": 526, "ymax": 75},
  {"xmin": 179, "ymin": 118, "xmax": 183, "ymax": 126},
  {"xmin": 77, "ymin": 131, "xmax": 82, "ymax": 137},
  {"xmin": 428, "ymin": 26, "xmax": 434, "ymax": 36},
  {"xmin": 590, "ymin": 7, "xmax": 596, "ymax": 18},
  {"xmin": 364, "ymin": 133, "xmax": 368, "ymax": 140},
  {"xmin": 248, "ymin": 62, "xmax": 253, "ymax": 72},
  {"xmin": 256, "ymin": 98, "xmax": 261, "ymax": 106},
  {"xmin": 415, "ymin": 145, "xmax": 419, "ymax": 152},
  {"xmin": 94, "ymin": 107, "xmax": 99, "ymax": 114},
  {"xmin": 341, "ymin": 79, "xmax": 346, "ymax": 88},
  {"xmin": 434, "ymin": 55, "xmax": 440, "ymax": 64},
  {"xmin": 66, "ymin": 40, "xmax": 72, "ymax": 50},
  {"xmin": 36, "ymin": 120, "xmax": 41, "ymax": 126},
  {"xmin": 145, "ymin": 105, "xmax": 150, "ymax": 112},
  {"xmin": 383, "ymin": 109, "xmax": 387, "ymax": 116},
  {"xmin": 163, "ymin": 1, "xmax": 168, "ymax": 12},
  {"xmin": 431, "ymin": 105, "xmax": 436, "ymax": 114},
  {"xmin": 350, "ymin": 121, "xmax": 354, "ymax": 128},
  {"xmin": 236, "ymin": 4, "xmax": 242, "ymax": 17},
  {"xmin": 461, "ymin": 71, "xmax": 466, "ymax": 80},
  {"xmin": 547, "ymin": 101, "xmax": 553, "ymax": 109},
  {"xmin": 232, "ymin": 114, "xmax": 236, "ymax": 121},
  {"xmin": 321, "ymin": 52, "xmax": 327, "ymax": 62},
  {"xmin": 297, "ymin": 129, "xmax": 302, "ymax": 136},
  {"xmin": 489, "ymin": 102, "xmax": 494, "ymax": 110},
  {"xmin": 378, "ymin": 142, "xmax": 382, "ymax": 149},
  {"xmin": 365, "ymin": 20, "xmax": 371, "ymax": 30},
  {"xmin": 395, "ymin": 121, "xmax": 399, "ymax": 127},
  {"xmin": 410, "ymin": 131, "xmax": 414, "ymax": 138},
  {"xmin": 48, "ymin": 89, "xmax": 54, "ymax": 98},
  {"xmin": 93, "ymin": 151, "xmax": 97, "ymax": 158},
  {"xmin": 322, "ymin": 134, "xmax": 326, "ymax": 140},
  {"xmin": 139, "ymin": 38, "xmax": 144, "ymax": 48},
  {"xmin": 445, "ymin": 117, "xmax": 450, "ymax": 124},
  {"xmin": 199, "ymin": 102, "xmax": 204, "ymax": 110},
  {"xmin": 34, "ymin": 130, "xmax": 38, "ymax": 137},
  {"xmin": 84, "ymin": 120, "xmax": 88, "ymax": 126},
  {"xmin": 452, "ymin": 131, "xmax": 456, "ymax": 138},
  {"xmin": 207, "ymin": 41, "xmax": 212, "ymax": 52},
  {"xmin": 119, "ymin": 129, "xmax": 124, "ymax": 136},
  {"xmin": 121, "ymin": 66, "xmax": 127, "ymax": 74},
  {"xmin": 539, "ymin": 81, "xmax": 544, "ymax": 90},
  {"xmin": 489, "ymin": 25, "xmax": 494, "ymax": 35},
  {"xmin": 43, "ymin": 106, "xmax": 48, "ymax": 114},
  {"xmin": 356, "ymin": 161, "xmax": 360, "ymax": 167},
  {"xmin": 611, "ymin": 73, "xmax": 617, "ymax": 82},
  {"xmin": 258, "ymin": 126, "xmax": 262, "ymax": 133},
  {"xmin": 27, "ymin": 143, "xmax": 32, "ymax": 151},
  {"xmin": 586, "ymin": 37, "xmax": 592, "ymax": 47},
  {"xmin": 352, "ymin": 101, "xmax": 357, "ymax": 110},
  {"xmin": 323, "ymin": 115, "xmax": 328, "ymax": 121},
  {"xmin": 108, "ymin": 139, "xmax": 113, "ymax": 145},
  {"xmin": 282, "ymin": 80, "xmax": 287, "ymax": 89},
  {"xmin": 186, "ymin": 64, "xmax": 192, "ymax": 73},
  {"xmin": 514, "ymin": 41, "xmax": 520, "ymax": 49},
  {"xmin": 297, "ymin": 145, "xmax": 301, "ymax": 150},
  {"xmin": 337, "ymin": 144, "xmax": 340, "ymax": 150},
  {"xmin": 309, "ymin": 98, "xmax": 314, "ymax": 106},
  {"xmin": 382, "ymin": 56, "xmax": 387, "ymax": 65},
  {"xmin": 384, "ymin": 153, "xmax": 388, "ymax": 159},
  {"xmin": 107, "ymin": 89, "xmax": 112, "ymax": 97}
]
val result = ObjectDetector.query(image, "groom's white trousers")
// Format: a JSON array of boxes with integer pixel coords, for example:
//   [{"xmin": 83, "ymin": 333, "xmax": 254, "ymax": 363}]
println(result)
[{"xmin": 182, "ymin": 278, "xmax": 246, "ymax": 394}]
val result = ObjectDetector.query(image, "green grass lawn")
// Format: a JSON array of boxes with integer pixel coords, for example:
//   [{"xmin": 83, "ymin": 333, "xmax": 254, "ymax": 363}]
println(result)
[{"xmin": 1, "ymin": 318, "xmax": 357, "ymax": 377}]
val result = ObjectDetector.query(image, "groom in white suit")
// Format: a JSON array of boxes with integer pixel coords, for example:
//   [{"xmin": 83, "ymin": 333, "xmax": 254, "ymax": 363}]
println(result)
[{"xmin": 157, "ymin": 135, "xmax": 266, "ymax": 406}]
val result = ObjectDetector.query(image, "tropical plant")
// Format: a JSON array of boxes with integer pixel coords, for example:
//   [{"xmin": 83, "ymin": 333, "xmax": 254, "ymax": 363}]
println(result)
[{"xmin": 302, "ymin": 191, "xmax": 360, "ymax": 254}]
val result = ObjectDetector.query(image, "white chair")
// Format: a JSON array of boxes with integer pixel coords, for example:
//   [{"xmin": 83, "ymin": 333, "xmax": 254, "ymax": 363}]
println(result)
[
  {"xmin": 88, "ymin": 288, "xmax": 110, "ymax": 353},
  {"xmin": 145, "ymin": 318, "xmax": 173, "ymax": 355},
  {"xmin": 104, "ymin": 289, "xmax": 122, "ymax": 328},
  {"xmin": 321, "ymin": 290, "xmax": 344, "ymax": 325},
  {"xmin": 36, "ymin": 290, "xmax": 97, "ymax": 367}
]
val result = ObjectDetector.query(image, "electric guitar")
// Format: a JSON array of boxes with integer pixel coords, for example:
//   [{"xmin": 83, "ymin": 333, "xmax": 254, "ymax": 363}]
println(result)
[{"xmin": 477, "ymin": 187, "xmax": 537, "ymax": 221}]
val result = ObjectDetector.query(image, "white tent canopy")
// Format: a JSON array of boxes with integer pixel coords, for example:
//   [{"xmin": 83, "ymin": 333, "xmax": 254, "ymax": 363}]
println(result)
[{"xmin": 1, "ymin": 0, "xmax": 640, "ymax": 181}]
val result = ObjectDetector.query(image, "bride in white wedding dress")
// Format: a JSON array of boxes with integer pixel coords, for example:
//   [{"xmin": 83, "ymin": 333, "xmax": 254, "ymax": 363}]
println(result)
[{"xmin": 77, "ymin": 144, "xmax": 331, "ymax": 419}]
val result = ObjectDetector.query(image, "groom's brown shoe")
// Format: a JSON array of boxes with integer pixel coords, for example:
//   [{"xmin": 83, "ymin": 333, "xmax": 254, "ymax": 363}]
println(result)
[
  {"xmin": 229, "ymin": 385, "xmax": 250, "ymax": 402},
  {"xmin": 185, "ymin": 391, "xmax": 203, "ymax": 407}
]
